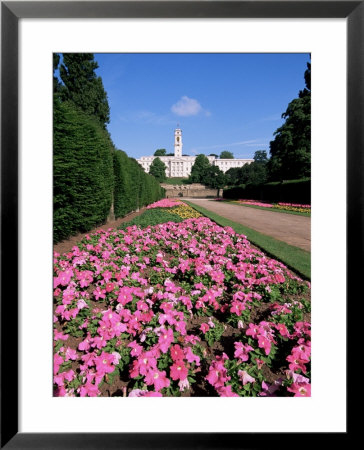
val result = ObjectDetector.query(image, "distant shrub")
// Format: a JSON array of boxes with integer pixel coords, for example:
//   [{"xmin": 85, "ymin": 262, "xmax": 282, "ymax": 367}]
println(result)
[{"xmin": 223, "ymin": 179, "xmax": 310, "ymax": 204}]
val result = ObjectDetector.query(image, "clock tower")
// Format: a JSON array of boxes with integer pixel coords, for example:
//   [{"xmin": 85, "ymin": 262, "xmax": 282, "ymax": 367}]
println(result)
[{"xmin": 174, "ymin": 126, "xmax": 183, "ymax": 158}]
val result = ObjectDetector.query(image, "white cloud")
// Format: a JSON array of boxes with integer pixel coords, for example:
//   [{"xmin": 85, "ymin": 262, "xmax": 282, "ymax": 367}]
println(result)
[
  {"xmin": 171, "ymin": 96, "xmax": 209, "ymax": 117},
  {"xmin": 190, "ymin": 139, "xmax": 269, "ymax": 153}
]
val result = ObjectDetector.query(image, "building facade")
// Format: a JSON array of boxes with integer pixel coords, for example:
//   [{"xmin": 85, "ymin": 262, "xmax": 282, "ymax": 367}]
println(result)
[{"xmin": 137, "ymin": 128, "xmax": 254, "ymax": 178}]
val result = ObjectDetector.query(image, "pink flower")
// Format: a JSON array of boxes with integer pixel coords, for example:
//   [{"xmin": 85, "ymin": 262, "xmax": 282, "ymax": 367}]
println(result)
[
  {"xmin": 128, "ymin": 341, "xmax": 143, "ymax": 357},
  {"xmin": 217, "ymin": 385, "xmax": 239, "ymax": 397},
  {"xmin": 200, "ymin": 323, "xmax": 210, "ymax": 334},
  {"xmin": 144, "ymin": 368, "xmax": 170, "ymax": 392},
  {"xmin": 102, "ymin": 270, "xmax": 113, "ymax": 282},
  {"xmin": 78, "ymin": 334, "xmax": 92, "ymax": 352},
  {"xmin": 170, "ymin": 360, "xmax": 188, "ymax": 381},
  {"xmin": 158, "ymin": 327, "xmax": 174, "ymax": 353},
  {"xmin": 79, "ymin": 382, "xmax": 99, "ymax": 397},
  {"xmin": 65, "ymin": 347, "xmax": 77, "ymax": 361},
  {"xmin": 256, "ymin": 359, "xmax": 265, "ymax": 369},
  {"xmin": 230, "ymin": 301, "xmax": 246, "ymax": 316},
  {"xmin": 257, "ymin": 335, "xmax": 272, "ymax": 355},
  {"xmin": 184, "ymin": 347, "xmax": 200, "ymax": 366},
  {"xmin": 178, "ymin": 378, "xmax": 190, "ymax": 392},
  {"xmin": 112, "ymin": 352, "xmax": 121, "ymax": 365},
  {"xmin": 286, "ymin": 352, "xmax": 308, "ymax": 373},
  {"xmin": 57, "ymin": 269, "xmax": 74, "ymax": 286},
  {"xmin": 93, "ymin": 286, "xmax": 106, "ymax": 300},
  {"xmin": 286, "ymin": 370, "xmax": 310, "ymax": 384},
  {"xmin": 287, "ymin": 382, "xmax": 311, "ymax": 397},
  {"xmin": 234, "ymin": 342, "xmax": 253, "ymax": 362},
  {"xmin": 94, "ymin": 352, "xmax": 115, "ymax": 376},
  {"xmin": 259, "ymin": 379, "xmax": 283, "ymax": 397},
  {"xmin": 238, "ymin": 370, "xmax": 256, "ymax": 385},
  {"xmin": 246, "ymin": 323, "xmax": 260, "ymax": 339},
  {"xmin": 128, "ymin": 389, "xmax": 162, "ymax": 397},
  {"xmin": 206, "ymin": 356, "xmax": 230, "ymax": 389},
  {"xmin": 131, "ymin": 350, "xmax": 159, "ymax": 377},
  {"xmin": 53, "ymin": 353, "xmax": 64, "ymax": 375},
  {"xmin": 117, "ymin": 286, "xmax": 133, "ymax": 306},
  {"xmin": 170, "ymin": 344, "xmax": 184, "ymax": 362},
  {"xmin": 106, "ymin": 282, "xmax": 115, "ymax": 293},
  {"xmin": 77, "ymin": 270, "xmax": 93, "ymax": 288},
  {"xmin": 54, "ymin": 330, "xmax": 69, "ymax": 341},
  {"xmin": 275, "ymin": 323, "xmax": 289, "ymax": 337}
]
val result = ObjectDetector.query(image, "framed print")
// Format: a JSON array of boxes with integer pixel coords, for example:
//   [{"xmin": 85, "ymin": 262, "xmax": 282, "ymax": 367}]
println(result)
[{"xmin": 1, "ymin": 0, "xmax": 360, "ymax": 448}]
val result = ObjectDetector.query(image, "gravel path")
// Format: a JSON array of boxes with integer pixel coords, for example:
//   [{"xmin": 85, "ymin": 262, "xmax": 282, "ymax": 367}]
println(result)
[{"xmin": 185, "ymin": 198, "xmax": 311, "ymax": 252}]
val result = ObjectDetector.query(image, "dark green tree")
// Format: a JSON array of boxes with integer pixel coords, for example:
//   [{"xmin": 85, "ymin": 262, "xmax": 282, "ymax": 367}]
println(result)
[
  {"xmin": 240, "ymin": 162, "xmax": 268, "ymax": 185},
  {"xmin": 154, "ymin": 149, "xmax": 167, "ymax": 156},
  {"xmin": 149, "ymin": 157, "xmax": 167, "ymax": 182},
  {"xmin": 268, "ymin": 62, "xmax": 311, "ymax": 181},
  {"xmin": 205, "ymin": 165, "xmax": 226, "ymax": 190},
  {"xmin": 53, "ymin": 53, "xmax": 61, "ymax": 94},
  {"xmin": 225, "ymin": 167, "xmax": 241, "ymax": 186},
  {"xmin": 189, "ymin": 154, "xmax": 211, "ymax": 183},
  {"xmin": 60, "ymin": 53, "xmax": 110, "ymax": 127},
  {"xmin": 220, "ymin": 151, "xmax": 234, "ymax": 159},
  {"xmin": 253, "ymin": 150, "xmax": 268, "ymax": 164}
]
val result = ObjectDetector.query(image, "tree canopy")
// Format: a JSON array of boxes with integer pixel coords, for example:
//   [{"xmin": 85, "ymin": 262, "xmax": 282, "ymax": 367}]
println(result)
[
  {"xmin": 188, "ymin": 155, "xmax": 226, "ymax": 190},
  {"xmin": 220, "ymin": 151, "xmax": 234, "ymax": 159},
  {"xmin": 149, "ymin": 157, "xmax": 167, "ymax": 182},
  {"xmin": 268, "ymin": 62, "xmax": 311, "ymax": 181},
  {"xmin": 253, "ymin": 150, "xmax": 269, "ymax": 165},
  {"xmin": 59, "ymin": 53, "xmax": 110, "ymax": 128},
  {"xmin": 154, "ymin": 149, "xmax": 167, "ymax": 156},
  {"xmin": 189, "ymin": 154, "xmax": 211, "ymax": 183},
  {"xmin": 205, "ymin": 165, "xmax": 226, "ymax": 190}
]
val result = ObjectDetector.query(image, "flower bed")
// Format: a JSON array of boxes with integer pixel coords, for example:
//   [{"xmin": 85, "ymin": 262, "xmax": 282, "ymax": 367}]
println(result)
[
  {"xmin": 167, "ymin": 204, "xmax": 202, "ymax": 220},
  {"xmin": 275, "ymin": 203, "xmax": 311, "ymax": 213},
  {"xmin": 220, "ymin": 199, "xmax": 311, "ymax": 214},
  {"xmin": 53, "ymin": 217, "xmax": 311, "ymax": 397},
  {"xmin": 146, "ymin": 198, "xmax": 183, "ymax": 209},
  {"xmin": 237, "ymin": 200, "xmax": 274, "ymax": 208}
]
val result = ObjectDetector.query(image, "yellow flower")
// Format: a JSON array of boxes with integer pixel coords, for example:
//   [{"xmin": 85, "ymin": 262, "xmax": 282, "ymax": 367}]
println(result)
[{"xmin": 166, "ymin": 204, "xmax": 202, "ymax": 219}]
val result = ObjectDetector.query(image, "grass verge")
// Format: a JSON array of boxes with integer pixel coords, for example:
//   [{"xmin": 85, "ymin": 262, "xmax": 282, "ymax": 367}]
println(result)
[
  {"xmin": 161, "ymin": 177, "xmax": 189, "ymax": 185},
  {"xmin": 185, "ymin": 201, "xmax": 311, "ymax": 280},
  {"xmin": 118, "ymin": 208, "xmax": 183, "ymax": 229}
]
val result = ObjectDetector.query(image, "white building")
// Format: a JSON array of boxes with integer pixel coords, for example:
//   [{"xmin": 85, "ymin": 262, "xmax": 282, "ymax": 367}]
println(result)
[{"xmin": 137, "ymin": 127, "xmax": 254, "ymax": 178}]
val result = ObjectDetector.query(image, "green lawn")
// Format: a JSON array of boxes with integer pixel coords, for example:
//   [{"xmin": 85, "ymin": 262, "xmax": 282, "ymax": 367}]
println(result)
[
  {"xmin": 119, "ymin": 208, "xmax": 182, "ymax": 229},
  {"xmin": 162, "ymin": 177, "xmax": 189, "ymax": 185},
  {"xmin": 185, "ymin": 201, "xmax": 311, "ymax": 280}
]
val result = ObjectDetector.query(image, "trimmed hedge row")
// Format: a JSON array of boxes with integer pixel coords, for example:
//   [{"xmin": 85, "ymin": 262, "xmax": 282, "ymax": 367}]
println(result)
[
  {"xmin": 113, "ymin": 150, "xmax": 165, "ymax": 219},
  {"xmin": 54, "ymin": 101, "xmax": 114, "ymax": 243},
  {"xmin": 54, "ymin": 100, "xmax": 164, "ymax": 243},
  {"xmin": 223, "ymin": 179, "xmax": 311, "ymax": 204}
]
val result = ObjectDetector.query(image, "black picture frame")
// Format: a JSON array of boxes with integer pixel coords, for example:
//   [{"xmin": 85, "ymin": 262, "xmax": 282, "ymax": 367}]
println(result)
[{"xmin": 1, "ymin": 1, "xmax": 359, "ymax": 448}]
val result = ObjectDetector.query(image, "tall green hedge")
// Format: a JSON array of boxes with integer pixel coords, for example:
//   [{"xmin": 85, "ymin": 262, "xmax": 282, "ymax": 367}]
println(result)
[
  {"xmin": 54, "ymin": 100, "xmax": 114, "ymax": 243},
  {"xmin": 113, "ymin": 151, "xmax": 164, "ymax": 218},
  {"xmin": 54, "ymin": 100, "xmax": 165, "ymax": 243},
  {"xmin": 223, "ymin": 179, "xmax": 311, "ymax": 204}
]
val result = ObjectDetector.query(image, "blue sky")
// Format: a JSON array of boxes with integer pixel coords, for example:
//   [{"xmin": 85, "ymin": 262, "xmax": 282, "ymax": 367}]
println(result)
[{"xmin": 93, "ymin": 53, "xmax": 310, "ymax": 159}]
